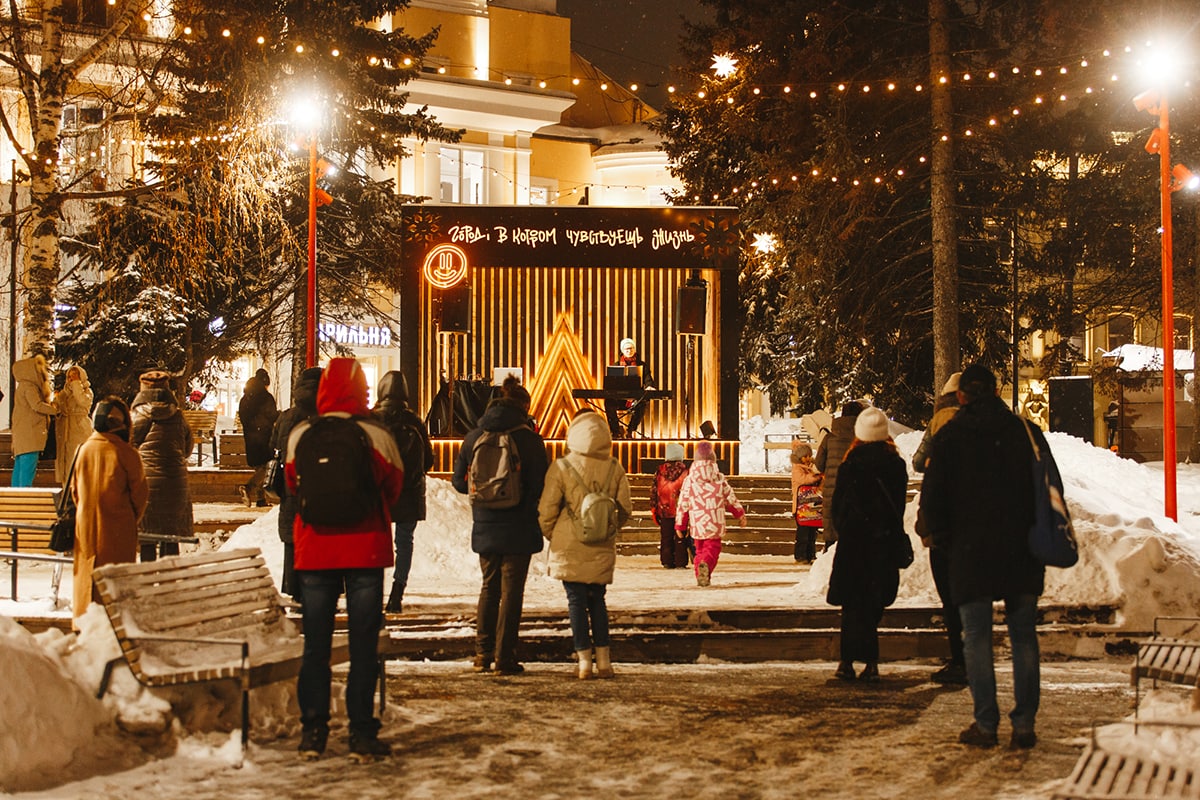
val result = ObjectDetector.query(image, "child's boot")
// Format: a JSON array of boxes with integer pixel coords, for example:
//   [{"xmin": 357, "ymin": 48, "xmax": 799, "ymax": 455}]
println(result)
[
  {"xmin": 576, "ymin": 648, "xmax": 594, "ymax": 680},
  {"xmin": 594, "ymin": 646, "xmax": 615, "ymax": 679}
]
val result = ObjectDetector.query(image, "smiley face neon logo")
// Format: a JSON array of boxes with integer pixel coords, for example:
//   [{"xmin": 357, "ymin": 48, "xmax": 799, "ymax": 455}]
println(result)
[{"xmin": 422, "ymin": 243, "xmax": 469, "ymax": 288}]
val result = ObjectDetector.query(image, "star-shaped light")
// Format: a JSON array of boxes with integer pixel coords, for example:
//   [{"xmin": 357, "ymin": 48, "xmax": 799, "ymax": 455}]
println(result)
[
  {"xmin": 711, "ymin": 53, "xmax": 738, "ymax": 79},
  {"xmin": 751, "ymin": 232, "xmax": 777, "ymax": 254}
]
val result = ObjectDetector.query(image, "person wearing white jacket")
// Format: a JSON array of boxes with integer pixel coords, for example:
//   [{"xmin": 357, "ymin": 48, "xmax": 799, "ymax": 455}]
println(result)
[{"xmin": 538, "ymin": 410, "xmax": 632, "ymax": 679}]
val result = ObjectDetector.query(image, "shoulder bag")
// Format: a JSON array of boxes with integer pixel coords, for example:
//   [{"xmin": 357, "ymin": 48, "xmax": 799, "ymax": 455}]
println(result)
[
  {"xmin": 49, "ymin": 453, "xmax": 79, "ymax": 552},
  {"xmin": 1021, "ymin": 420, "xmax": 1079, "ymax": 568}
]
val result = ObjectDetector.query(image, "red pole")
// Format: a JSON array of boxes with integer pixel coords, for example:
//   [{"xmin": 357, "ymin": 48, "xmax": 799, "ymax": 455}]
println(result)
[
  {"xmin": 306, "ymin": 132, "xmax": 318, "ymax": 368},
  {"xmin": 1158, "ymin": 95, "xmax": 1178, "ymax": 520}
]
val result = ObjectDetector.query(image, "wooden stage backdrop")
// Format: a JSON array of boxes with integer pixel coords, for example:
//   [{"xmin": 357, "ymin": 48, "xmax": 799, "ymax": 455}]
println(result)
[{"xmin": 398, "ymin": 205, "xmax": 742, "ymax": 450}]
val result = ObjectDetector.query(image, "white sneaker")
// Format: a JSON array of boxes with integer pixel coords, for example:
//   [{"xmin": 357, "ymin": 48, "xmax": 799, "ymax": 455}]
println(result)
[{"xmin": 696, "ymin": 563, "xmax": 710, "ymax": 587}]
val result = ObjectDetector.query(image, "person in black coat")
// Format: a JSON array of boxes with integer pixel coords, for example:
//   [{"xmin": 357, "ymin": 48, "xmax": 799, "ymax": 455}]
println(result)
[
  {"xmin": 268, "ymin": 367, "xmax": 322, "ymax": 600},
  {"xmin": 130, "ymin": 370, "xmax": 194, "ymax": 562},
  {"xmin": 826, "ymin": 407, "xmax": 907, "ymax": 683},
  {"xmin": 919, "ymin": 364, "xmax": 1046, "ymax": 750},
  {"xmin": 373, "ymin": 371, "xmax": 435, "ymax": 613},
  {"xmin": 237, "ymin": 368, "xmax": 279, "ymax": 507},
  {"xmin": 451, "ymin": 376, "xmax": 548, "ymax": 675}
]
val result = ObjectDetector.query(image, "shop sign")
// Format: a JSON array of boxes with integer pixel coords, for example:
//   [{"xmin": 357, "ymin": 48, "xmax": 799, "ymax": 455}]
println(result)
[{"xmin": 319, "ymin": 321, "xmax": 393, "ymax": 347}]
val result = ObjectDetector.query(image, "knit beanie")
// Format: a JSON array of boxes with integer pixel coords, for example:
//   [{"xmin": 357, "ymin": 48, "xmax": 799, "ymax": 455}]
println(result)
[
  {"xmin": 695, "ymin": 440, "xmax": 716, "ymax": 461},
  {"xmin": 941, "ymin": 371, "xmax": 962, "ymax": 396},
  {"xmin": 665, "ymin": 442, "xmax": 685, "ymax": 462},
  {"xmin": 854, "ymin": 407, "xmax": 890, "ymax": 443}
]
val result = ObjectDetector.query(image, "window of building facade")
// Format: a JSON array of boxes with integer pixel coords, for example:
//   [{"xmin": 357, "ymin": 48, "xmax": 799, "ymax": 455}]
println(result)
[
  {"xmin": 1174, "ymin": 315, "xmax": 1192, "ymax": 351},
  {"xmin": 439, "ymin": 148, "xmax": 485, "ymax": 204},
  {"xmin": 1105, "ymin": 313, "xmax": 1134, "ymax": 352}
]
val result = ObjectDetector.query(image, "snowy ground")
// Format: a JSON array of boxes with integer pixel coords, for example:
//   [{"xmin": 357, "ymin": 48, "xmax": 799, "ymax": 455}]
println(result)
[{"xmin": 3, "ymin": 418, "xmax": 1200, "ymax": 796}]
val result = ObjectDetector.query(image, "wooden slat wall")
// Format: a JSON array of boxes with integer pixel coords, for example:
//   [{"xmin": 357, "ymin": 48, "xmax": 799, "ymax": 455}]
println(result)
[{"xmin": 419, "ymin": 266, "xmax": 720, "ymax": 441}]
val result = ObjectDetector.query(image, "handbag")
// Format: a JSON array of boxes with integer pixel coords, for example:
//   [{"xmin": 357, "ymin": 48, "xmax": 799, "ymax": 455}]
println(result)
[
  {"xmin": 1022, "ymin": 420, "xmax": 1079, "ymax": 568},
  {"xmin": 264, "ymin": 453, "xmax": 286, "ymax": 504},
  {"xmin": 874, "ymin": 477, "xmax": 914, "ymax": 569},
  {"xmin": 50, "ymin": 453, "xmax": 78, "ymax": 552}
]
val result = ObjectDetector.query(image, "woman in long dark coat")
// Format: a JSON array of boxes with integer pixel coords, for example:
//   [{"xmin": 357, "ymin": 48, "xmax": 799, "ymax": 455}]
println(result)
[
  {"xmin": 269, "ymin": 366, "xmax": 322, "ymax": 599},
  {"xmin": 130, "ymin": 370, "xmax": 194, "ymax": 561},
  {"xmin": 827, "ymin": 407, "xmax": 908, "ymax": 683}
]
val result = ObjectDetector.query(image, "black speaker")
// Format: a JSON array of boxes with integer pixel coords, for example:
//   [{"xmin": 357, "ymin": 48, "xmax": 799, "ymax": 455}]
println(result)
[
  {"xmin": 676, "ymin": 285, "xmax": 707, "ymax": 334},
  {"xmin": 1048, "ymin": 376, "xmax": 1093, "ymax": 441},
  {"xmin": 699, "ymin": 420, "xmax": 716, "ymax": 439},
  {"xmin": 440, "ymin": 284, "xmax": 471, "ymax": 333}
]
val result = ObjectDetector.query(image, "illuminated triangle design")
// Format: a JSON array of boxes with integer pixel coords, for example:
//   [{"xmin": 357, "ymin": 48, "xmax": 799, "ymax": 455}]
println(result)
[{"xmin": 529, "ymin": 311, "xmax": 596, "ymax": 439}]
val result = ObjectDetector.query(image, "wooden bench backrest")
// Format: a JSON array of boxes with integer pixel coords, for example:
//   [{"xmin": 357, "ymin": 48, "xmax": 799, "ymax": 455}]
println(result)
[
  {"xmin": 93, "ymin": 549, "xmax": 296, "ymax": 679},
  {"xmin": 180, "ymin": 409, "xmax": 218, "ymax": 434},
  {"xmin": 0, "ymin": 488, "xmax": 62, "ymax": 552},
  {"xmin": 1133, "ymin": 638, "xmax": 1200, "ymax": 687},
  {"xmin": 1055, "ymin": 743, "xmax": 1198, "ymax": 799}
]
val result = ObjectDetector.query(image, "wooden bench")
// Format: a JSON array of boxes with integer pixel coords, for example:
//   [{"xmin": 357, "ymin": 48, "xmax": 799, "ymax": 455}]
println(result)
[
  {"xmin": 180, "ymin": 410, "xmax": 218, "ymax": 466},
  {"xmin": 91, "ymin": 548, "xmax": 384, "ymax": 759},
  {"xmin": 1053, "ymin": 739, "xmax": 1200, "ymax": 799},
  {"xmin": 0, "ymin": 487, "xmax": 71, "ymax": 603},
  {"xmin": 1131, "ymin": 617, "xmax": 1200, "ymax": 713}
]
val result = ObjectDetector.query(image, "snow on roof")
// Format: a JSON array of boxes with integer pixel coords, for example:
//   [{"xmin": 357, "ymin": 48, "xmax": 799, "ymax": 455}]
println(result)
[{"xmin": 1103, "ymin": 343, "xmax": 1195, "ymax": 372}]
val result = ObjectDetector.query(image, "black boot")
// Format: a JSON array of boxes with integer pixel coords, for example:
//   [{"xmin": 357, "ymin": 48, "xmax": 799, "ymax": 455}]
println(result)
[{"xmin": 384, "ymin": 584, "xmax": 403, "ymax": 614}]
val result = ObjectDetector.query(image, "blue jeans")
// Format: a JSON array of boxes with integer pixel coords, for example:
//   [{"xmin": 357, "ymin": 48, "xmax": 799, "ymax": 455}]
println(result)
[
  {"xmin": 563, "ymin": 581, "xmax": 610, "ymax": 651},
  {"xmin": 297, "ymin": 568, "xmax": 384, "ymax": 736},
  {"xmin": 959, "ymin": 595, "xmax": 1040, "ymax": 735},
  {"xmin": 11, "ymin": 452, "xmax": 38, "ymax": 487},
  {"xmin": 390, "ymin": 521, "xmax": 417, "ymax": 598},
  {"xmin": 477, "ymin": 553, "xmax": 531, "ymax": 666}
]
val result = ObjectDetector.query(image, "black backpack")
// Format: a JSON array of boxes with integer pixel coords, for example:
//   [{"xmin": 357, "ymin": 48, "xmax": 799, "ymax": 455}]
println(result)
[
  {"xmin": 391, "ymin": 417, "xmax": 429, "ymax": 483},
  {"xmin": 294, "ymin": 416, "xmax": 378, "ymax": 526}
]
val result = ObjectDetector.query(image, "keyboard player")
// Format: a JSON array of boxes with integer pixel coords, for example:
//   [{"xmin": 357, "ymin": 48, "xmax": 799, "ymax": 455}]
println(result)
[{"xmin": 605, "ymin": 337, "xmax": 655, "ymax": 439}]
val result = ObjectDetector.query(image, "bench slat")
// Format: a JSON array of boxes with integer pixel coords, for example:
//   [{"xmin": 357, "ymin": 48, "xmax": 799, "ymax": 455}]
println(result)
[{"xmin": 115, "ymin": 565, "xmax": 274, "ymax": 602}]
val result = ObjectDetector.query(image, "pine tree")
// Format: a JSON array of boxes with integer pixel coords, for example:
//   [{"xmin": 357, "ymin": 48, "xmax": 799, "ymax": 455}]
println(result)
[{"xmin": 56, "ymin": 0, "xmax": 460, "ymax": 395}]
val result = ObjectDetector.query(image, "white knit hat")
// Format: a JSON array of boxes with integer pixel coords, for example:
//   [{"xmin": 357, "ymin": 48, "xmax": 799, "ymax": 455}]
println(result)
[
  {"xmin": 854, "ymin": 407, "xmax": 890, "ymax": 443},
  {"xmin": 620, "ymin": 338, "xmax": 636, "ymax": 352},
  {"xmin": 665, "ymin": 442, "xmax": 685, "ymax": 461},
  {"xmin": 941, "ymin": 372, "xmax": 962, "ymax": 395}
]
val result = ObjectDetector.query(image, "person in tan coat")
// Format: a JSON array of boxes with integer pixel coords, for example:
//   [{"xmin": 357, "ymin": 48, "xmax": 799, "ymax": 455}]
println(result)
[
  {"xmin": 71, "ymin": 396, "xmax": 149, "ymax": 621},
  {"xmin": 54, "ymin": 365, "xmax": 94, "ymax": 484},
  {"xmin": 538, "ymin": 410, "xmax": 632, "ymax": 679},
  {"xmin": 11, "ymin": 355, "xmax": 57, "ymax": 487}
]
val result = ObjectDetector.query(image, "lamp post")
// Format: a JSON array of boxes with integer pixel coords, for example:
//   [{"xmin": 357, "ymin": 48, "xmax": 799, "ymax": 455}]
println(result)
[
  {"xmin": 1134, "ymin": 83, "xmax": 1198, "ymax": 522},
  {"xmin": 306, "ymin": 130, "xmax": 317, "ymax": 368}
]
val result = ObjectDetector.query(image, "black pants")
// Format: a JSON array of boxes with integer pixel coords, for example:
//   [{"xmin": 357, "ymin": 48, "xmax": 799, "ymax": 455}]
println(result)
[
  {"xmin": 839, "ymin": 601, "xmax": 884, "ymax": 664},
  {"xmin": 658, "ymin": 517, "xmax": 689, "ymax": 568},
  {"xmin": 929, "ymin": 546, "xmax": 964, "ymax": 665},
  {"xmin": 139, "ymin": 540, "xmax": 180, "ymax": 562},
  {"xmin": 794, "ymin": 524, "xmax": 819, "ymax": 562}
]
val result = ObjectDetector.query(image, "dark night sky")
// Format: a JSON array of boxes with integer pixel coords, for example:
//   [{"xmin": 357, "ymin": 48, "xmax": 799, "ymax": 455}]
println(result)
[{"xmin": 557, "ymin": 0, "xmax": 710, "ymax": 110}]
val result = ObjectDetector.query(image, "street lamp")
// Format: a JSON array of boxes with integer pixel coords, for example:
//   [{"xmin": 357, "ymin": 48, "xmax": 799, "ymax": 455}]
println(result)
[
  {"xmin": 291, "ymin": 96, "xmax": 330, "ymax": 368},
  {"xmin": 1133, "ymin": 81, "xmax": 1195, "ymax": 522}
]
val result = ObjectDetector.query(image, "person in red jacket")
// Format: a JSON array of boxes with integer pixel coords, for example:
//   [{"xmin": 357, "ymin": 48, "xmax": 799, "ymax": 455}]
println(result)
[
  {"xmin": 651, "ymin": 442, "xmax": 690, "ymax": 568},
  {"xmin": 284, "ymin": 357, "xmax": 404, "ymax": 762}
]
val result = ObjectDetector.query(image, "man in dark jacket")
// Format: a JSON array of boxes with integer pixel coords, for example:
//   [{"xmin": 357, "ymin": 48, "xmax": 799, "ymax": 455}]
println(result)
[
  {"xmin": 237, "ymin": 368, "xmax": 278, "ymax": 507},
  {"xmin": 451, "ymin": 376, "xmax": 548, "ymax": 675},
  {"xmin": 815, "ymin": 400, "xmax": 863, "ymax": 546},
  {"xmin": 919, "ymin": 364, "xmax": 1046, "ymax": 751},
  {"xmin": 373, "ymin": 371, "xmax": 435, "ymax": 613},
  {"xmin": 269, "ymin": 367, "xmax": 322, "ymax": 599}
]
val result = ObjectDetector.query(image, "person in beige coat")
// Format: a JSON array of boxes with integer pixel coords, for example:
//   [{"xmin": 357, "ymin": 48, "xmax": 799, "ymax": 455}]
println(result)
[
  {"xmin": 11, "ymin": 355, "xmax": 57, "ymax": 486},
  {"xmin": 54, "ymin": 365, "xmax": 94, "ymax": 484},
  {"xmin": 537, "ymin": 410, "xmax": 632, "ymax": 679},
  {"xmin": 71, "ymin": 396, "xmax": 149, "ymax": 621}
]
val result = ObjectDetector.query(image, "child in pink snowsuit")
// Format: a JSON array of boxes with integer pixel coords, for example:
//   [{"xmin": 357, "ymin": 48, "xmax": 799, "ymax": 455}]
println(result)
[{"xmin": 675, "ymin": 441, "xmax": 746, "ymax": 586}]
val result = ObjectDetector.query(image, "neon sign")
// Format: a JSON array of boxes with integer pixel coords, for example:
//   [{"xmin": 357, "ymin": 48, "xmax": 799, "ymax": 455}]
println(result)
[{"xmin": 422, "ymin": 243, "xmax": 469, "ymax": 288}]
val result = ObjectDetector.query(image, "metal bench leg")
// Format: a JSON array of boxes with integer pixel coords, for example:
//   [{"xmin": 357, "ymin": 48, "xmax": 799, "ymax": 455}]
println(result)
[{"xmin": 378, "ymin": 656, "xmax": 387, "ymax": 713}]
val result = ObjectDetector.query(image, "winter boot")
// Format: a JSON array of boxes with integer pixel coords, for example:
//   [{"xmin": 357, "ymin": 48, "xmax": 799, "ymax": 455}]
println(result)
[
  {"xmin": 384, "ymin": 584, "xmax": 404, "ymax": 614},
  {"xmin": 347, "ymin": 732, "xmax": 392, "ymax": 763},
  {"xmin": 298, "ymin": 725, "xmax": 328, "ymax": 761},
  {"xmin": 576, "ymin": 648, "xmax": 594, "ymax": 680},
  {"xmin": 594, "ymin": 646, "xmax": 615, "ymax": 679},
  {"xmin": 696, "ymin": 562, "xmax": 711, "ymax": 587}
]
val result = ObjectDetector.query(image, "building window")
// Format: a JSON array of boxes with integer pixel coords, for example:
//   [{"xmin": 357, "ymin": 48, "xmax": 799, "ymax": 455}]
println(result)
[
  {"xmin": 1174, "ymin": 315, "xmax": 1192, "ymax": 351},
  {"xmin": 439, "ymin": 148, "xmax": 485, "ymax": 204},
  {"xmin": 1105, "ymin": 313, "xmax": 1134, "ymax": 352}
]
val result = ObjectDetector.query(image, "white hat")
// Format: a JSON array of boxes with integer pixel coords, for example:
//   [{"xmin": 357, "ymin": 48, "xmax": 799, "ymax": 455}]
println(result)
[
  {"xmin": 854, "ymin": 407, "xmax": 890, "ymax": 443},
  {"xmin": 941, "ymin": 372, "xmax": 962, "ymax": 395},
  {"xmin": 620, "ymin": 338, "xmax": 636, "ymax": 352},
  {"xmin": 664, "ymin": 442, "xmax": 685, "ymax": 461}
]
